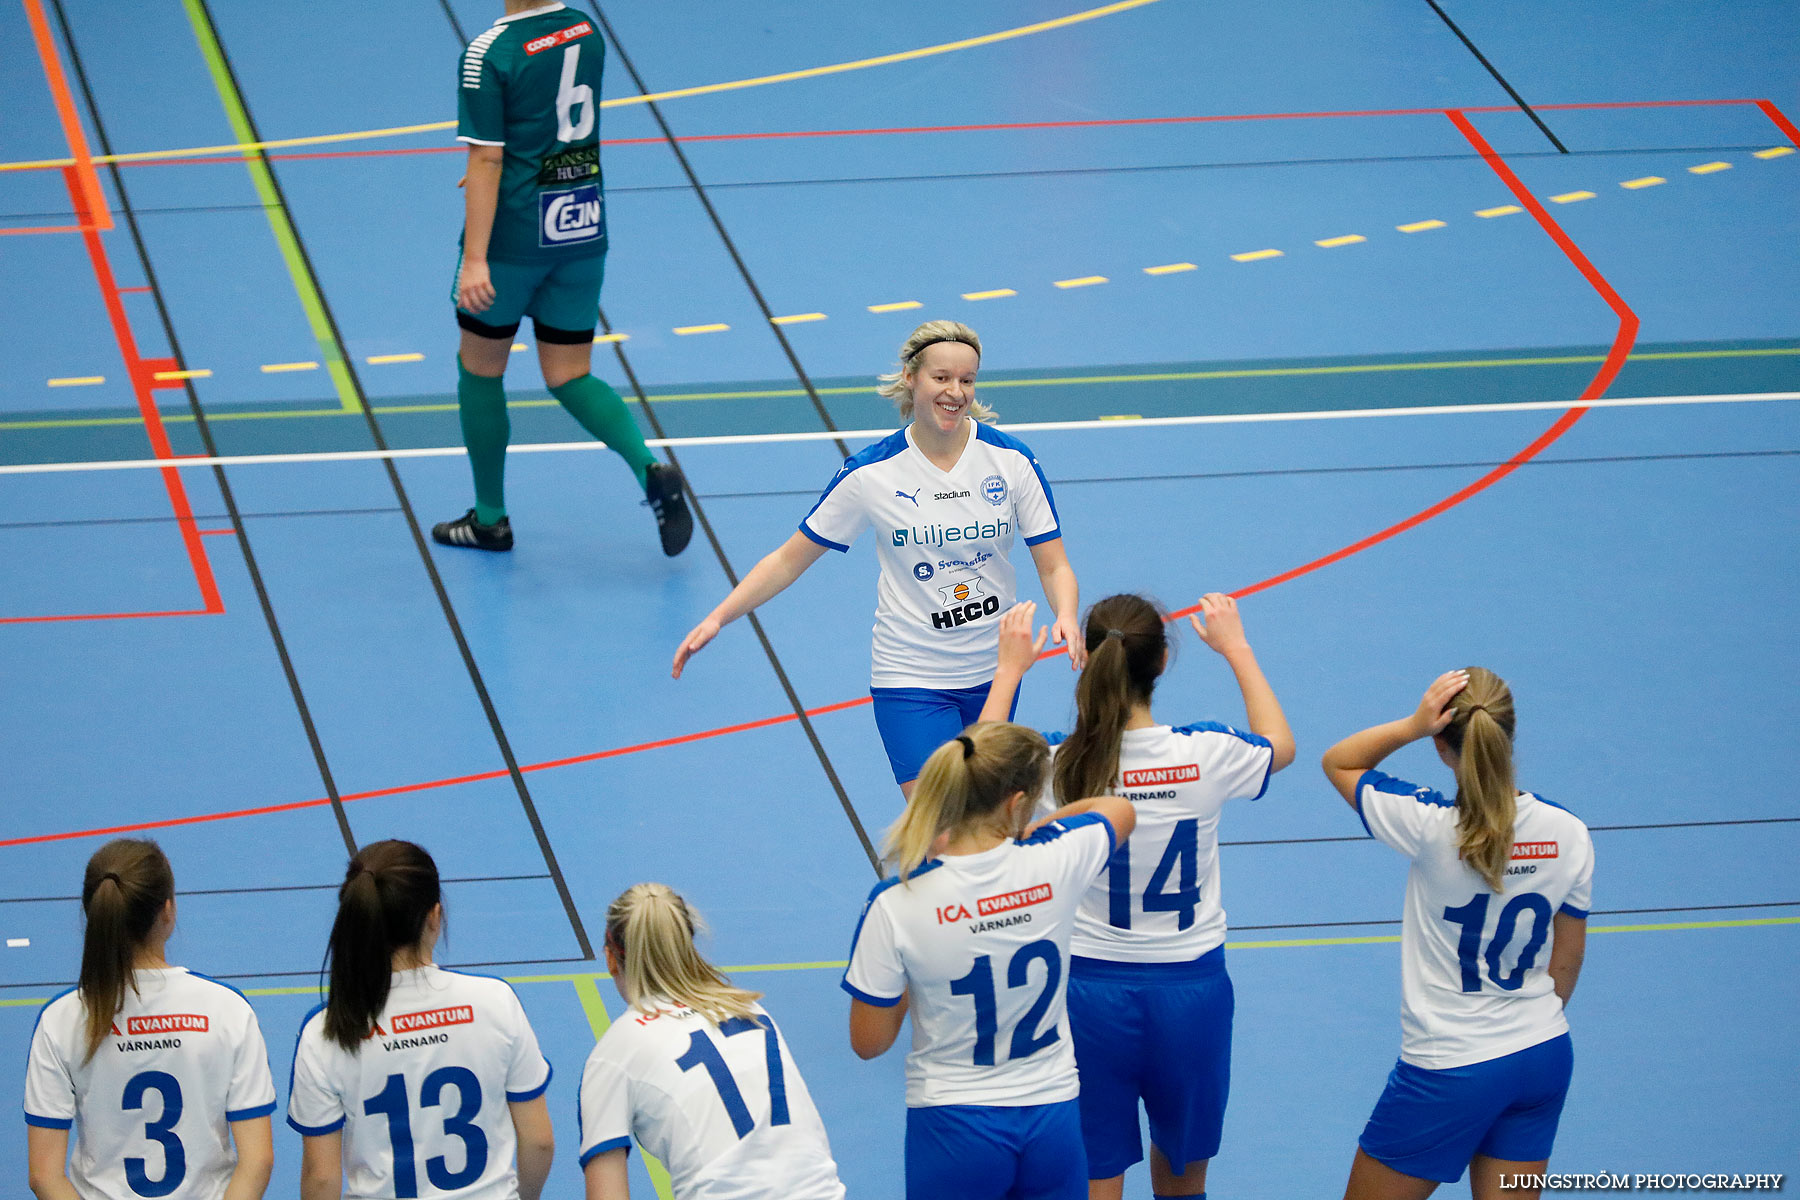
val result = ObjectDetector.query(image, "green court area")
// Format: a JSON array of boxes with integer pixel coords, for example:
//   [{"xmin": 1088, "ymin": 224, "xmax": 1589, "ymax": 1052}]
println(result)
[{"xmin": 4, "ymin": 338, "xmax": 1795, "ymax": 466}]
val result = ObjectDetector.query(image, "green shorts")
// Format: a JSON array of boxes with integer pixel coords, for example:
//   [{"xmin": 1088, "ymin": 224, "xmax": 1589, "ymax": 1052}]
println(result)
[{"xmin": 453, "ymin": 250, "xmax": 605, "ymax": 344}]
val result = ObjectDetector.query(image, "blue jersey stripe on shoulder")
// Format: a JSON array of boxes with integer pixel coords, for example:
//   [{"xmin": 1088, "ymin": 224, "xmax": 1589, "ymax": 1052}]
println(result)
[
  {"xmin": 580, "ymin": 1135, "xmax": 633, "ymax": 1166},
  {"xmin": 188, "ymin": 969, "xmax": 255, "ymax": 1006},
  {"xmin": 1361, "ymin": 768, "xmax": 1452, "ymax": 808},
  {"xmin": 1020, "ymin": 810, "xmax": 1115, "ymax": 853},
  {"xmin": 798, "ymin": 429, "xmax": 908, "ymax": 550},
  {"xmin": 974, "ymin": 422, "xmax": 1062, "ymax": 531},
  {"xmin": 1172, "ymin": 720, "xmax": 1272, "ymax": 749},
  {"xmin": 1525, "ymin": 791, "xmax": 1577, "ymax": 817},
  {"xmin": 288, "ymin": 1002, "xmax": 328, "ymax": 1108}
]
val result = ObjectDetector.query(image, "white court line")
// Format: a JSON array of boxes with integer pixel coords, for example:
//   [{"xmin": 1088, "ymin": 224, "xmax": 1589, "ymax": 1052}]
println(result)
[{"xmin": 1, "ymin": 391, "xmax": 1794, "ymax": 477}]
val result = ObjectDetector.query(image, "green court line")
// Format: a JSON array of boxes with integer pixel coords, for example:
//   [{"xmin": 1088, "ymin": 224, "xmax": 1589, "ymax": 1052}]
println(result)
[
  {"xmin": 179, "ymin": 0, "xmax": 361, "ymax": 415},
  {"xmin": 7, "ymin": 346, "xmax": 1798, "ymax": 433},
  {"xmin": 2, "ymin": 917, "xmax": 1792, "ymax": 1009},
  {"xmin": 572, "ymin": 976, "xmax": 676, "ymax": 1200}
]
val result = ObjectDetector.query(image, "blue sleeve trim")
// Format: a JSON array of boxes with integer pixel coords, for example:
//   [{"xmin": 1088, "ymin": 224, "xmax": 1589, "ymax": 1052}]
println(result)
[
  {"xmin": 580, "ymin": 1136, "xmax": 633, "ymax": 1167},
  {"xmin": 1558, "ymin": 903, "xmax": 1589, "ymax": 919},
  {"xmin": 1023, "ymin": 529, "xmax": 1062, "ymax": 547},
  {"xmin": 1020, "ymin": 810, "xmax": 1110, "ymax": 848},
  {"xmin": 1043, "ymin": 730, "xmax": 1066, "ymax": 747},
  {"xmin": 1361, "ymin": 768, "xmax": 1452, "ymax": 808},
  {"xmin": 840, "ymin": 979, "xmax": 901, "ymax": 1007},
  {"xmin": 1173, "ymin": 720, "xmax": 1272, "ymax": 749},
  {"xmin": 1250, "ymin": 751, "xmax": 1274, "ymax": 802},
  {"xmin": 24, "ymin": 1113, "xmax": 73, "ymax": 1130},
  {"xmin": 286, "ymin": 1003, "xmax": 327, "ymax": 1118},
  {"xmin": 1352, "ymin": 772, "xmax": 1376, "ymax": 837},
  {"xmin": 798, "ymin": 521, "xmax": 848, "ymax": 552},
  {"xmin": 187, "ymin": 970, "xmax": 255, "ymax": 1005},
  {"xmin": 227, "ymin": 1101, "xmax": 276, "ymax": 1122},
  {"xmin": 286, "ymin": 1115, "xmax": 345, "ymax": 1137},
  {"xmin": 507, "ymin": 1059, "xmax": 553, "ymax": 1103}
]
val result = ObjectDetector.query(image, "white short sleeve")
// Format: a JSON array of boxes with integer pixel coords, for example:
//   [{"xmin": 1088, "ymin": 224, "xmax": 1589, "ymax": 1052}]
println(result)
[
  {"xmin": 1023, "ymin": 811, "xmax": 1116, "ymax": 884},
  {"xmin": 1356, "ymin": 770, "xmax": 1449, "ymax": 859},
  {"xmin": 1008, "ymin": 449, "xmax": 1060, "ymax": 546},
  {"xmin": 22, "ymin": 1007, "xmax": 75, "ymax": 1128},
  {"xmin": 502, "ymin": 987, "xmax": 553, "ymax": 1101},
  {"xmin": 1181, "ymin": 722, "xmax": 1275, "ymax": 801},
  {"xmin": 225, "ymin": 1005, "xmax": 277, "ymax": 1121},
  {"xmin": 577, "ymin": 1047, "xmax": 634, "ymax": 1166},
  {"xmin": 286, "ymin": 1012, "xmax": 346, "ymax": 1136},
  {"xmin": 800, "ymin": 465, "xmax": 868, "ymax": 552},
  {"xmin": 1561, "ymin": 827, "xmax": 1595, "ymax": 918},
  {"xmin": 841, "ymin": 885, "xmax": 905, "ymax": 1006}
]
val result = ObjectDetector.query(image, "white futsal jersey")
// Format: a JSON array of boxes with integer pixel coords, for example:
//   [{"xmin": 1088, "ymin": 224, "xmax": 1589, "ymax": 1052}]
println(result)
[
  {"xmin": 800, "ymin": 422, "xmax": 1061, "ymax": 689},
  {"xmin": 577, "ymin": 998, "xmax": 844, "ymax": 1200},
  {"xmin": 1357, "ymin": 771, "xmax": 1594, "ymax": 1070},
  {"xmin": 287, "ymin": 966, "xmax": 552, "ymax": 1200},
  {"xmin": 23, "ymin": 966, "xmax": 276, "ymax": 1200},
  {"xmin": 1050, "ymin": 722, "xmax": 1274, "ymax": 963},
  {"xmin": 843, "ymin": 813, "xmax": 1115, "ymax": 1107}
]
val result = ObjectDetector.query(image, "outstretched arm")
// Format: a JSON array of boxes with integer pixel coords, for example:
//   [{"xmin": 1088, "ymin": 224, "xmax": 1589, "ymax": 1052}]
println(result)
[
  {"xmin": 673, "ymin": 532, "xmax": 827, "ymax": 677},
  {"xmin": 1188, "ymin": 593, "xmax": 1296, "ymax": 772},
  {"xmin": 1320, "ymin": 670, "xmax": 1469, "ymax": 806},
  {"xmin": 1027, "ymin": 538, "xmax": 1084, "ymax": 670},
  {"xmin": 978, "ymin": 602, "xmax": 1048, "ymax": 722}
]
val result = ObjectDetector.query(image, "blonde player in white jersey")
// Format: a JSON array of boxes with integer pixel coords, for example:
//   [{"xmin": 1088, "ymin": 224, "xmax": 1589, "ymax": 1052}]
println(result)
[
  {"xmin": 845, "ymin": 723, "xmax": 1137, "ymax": 1200},
  {"xmin": 672, "ymin": 320, "xmax": 1083, "ymax": 797},
  {"xmin": 1322, "ymin": 668, "xmax": 1592, "ymax": 1200},
  {"xmin": 288, "ymin": 840, "xmax": 555, "ymax": 1200},
  {"xmin": 980, "ymin": 593, "xmax": 1294, "ymax": 1200},
  {"xmin": 25, "ymin": 838, "xmax": 275, "ymax": 1200},
  {"xmin": 577, "ymin": 884, "xmax": 844, "ymax": 1200}
]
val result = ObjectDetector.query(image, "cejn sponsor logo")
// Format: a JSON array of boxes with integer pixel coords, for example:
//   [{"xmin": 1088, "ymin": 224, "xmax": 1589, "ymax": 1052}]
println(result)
[
  {"xmin": 930, "ymin": 575, "xmax": 1001, "ymax": 629},
  {"xmin": 1122, "ymin": 764, "xmax": 1200, "ymax": 788},
  {"xmin": 891, "ymin": 519, "xmax": 1010, "ymax": 548},
  {"xmin": 126, "ymin": 1014, "xmax": 208, "ymax": 1035},
  {"xmin": 540, "ymin": 184, "xmax": 603, "ymax": 246},
  {"xmin": 524, "ymin": 21, "xmax": 593, "ymax": 55},
  {"xmin": 391, "ymin": 1005, "xmax": 476, "ymax": 1034},
  {"xmin": 1512, "ymin": 841, "xmax": 1559, "ymax": 860}
]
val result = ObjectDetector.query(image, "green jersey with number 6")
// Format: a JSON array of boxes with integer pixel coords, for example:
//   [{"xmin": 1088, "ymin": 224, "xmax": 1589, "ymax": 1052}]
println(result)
[{"xmin": 457, "ymin": 3, "xmax": 607, "ymax": 264}]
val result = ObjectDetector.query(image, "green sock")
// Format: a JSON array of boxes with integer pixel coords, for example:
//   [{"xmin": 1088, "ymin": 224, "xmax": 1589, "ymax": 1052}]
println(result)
[
  {"xmin": 550, "ymin": 373, "xmax": 654, "ymax": 488},
  {"xmin": 457, "ymin": 356, "xmax": 509, "ymax": 526}
]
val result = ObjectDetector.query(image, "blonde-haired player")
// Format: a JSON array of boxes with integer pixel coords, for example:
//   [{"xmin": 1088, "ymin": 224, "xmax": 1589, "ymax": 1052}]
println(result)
[{"xmin": 578, "ymin": 884, "xmax": 844, "ymax": 1200}]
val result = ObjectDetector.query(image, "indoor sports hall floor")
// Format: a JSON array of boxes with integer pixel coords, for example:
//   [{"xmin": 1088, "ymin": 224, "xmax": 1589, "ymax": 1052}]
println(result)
[{"xmin": 2, "ymin": 1, "xmax": 1796, "ymax": 1195}]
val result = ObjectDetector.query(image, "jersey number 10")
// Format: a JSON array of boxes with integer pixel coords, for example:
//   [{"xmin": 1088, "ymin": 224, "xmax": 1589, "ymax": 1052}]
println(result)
[{"xmin": 1441, "ymin": 892, "xmax": 1554, "ymax": 992}]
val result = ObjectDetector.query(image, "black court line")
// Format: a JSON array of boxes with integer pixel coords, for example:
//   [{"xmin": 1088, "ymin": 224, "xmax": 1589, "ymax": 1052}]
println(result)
[
  {"xmin": 1423, "ymin": 0, "xmax": 1567, "ymax": 153},
  {"xmin": 192, "ymin": 0, "xmax": 593, "ymax": 959},
  {"xmin": 597, "ymin": 303, "xmax": 881, "ymax": 873},
  {"xmin": 583, "ymin": 1, "xmax": 849, "ymax": 461},
  {"xmin": 0, "ymin": 507, "xmax": 404, "ymax": 532},
  {"xmin": 0, "ymin": 873, "xmax": 552, "ymax": 906},
  {"xmin": 48, "ymin": 0, "xmax": 358, "ymax": 858}
]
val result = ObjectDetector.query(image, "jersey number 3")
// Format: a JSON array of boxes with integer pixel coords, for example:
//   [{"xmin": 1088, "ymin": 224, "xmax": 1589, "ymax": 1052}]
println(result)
[
  {"xmin": 674, "ymin": 1016, "xmax": 791, "ymax": 1138},
  {"xmin": 122, "ymin": 1070, "xmax": 184, "ymax": 1198},
  {"xmin": 557, "ymin": 45, "xmax": 595, "ymax": 143}
]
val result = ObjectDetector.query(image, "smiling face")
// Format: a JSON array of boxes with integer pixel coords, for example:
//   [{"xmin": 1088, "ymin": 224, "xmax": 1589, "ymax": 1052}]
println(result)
[{"xmin": 904, "ymin": 340, "xmax": 981, "ymax": 435}]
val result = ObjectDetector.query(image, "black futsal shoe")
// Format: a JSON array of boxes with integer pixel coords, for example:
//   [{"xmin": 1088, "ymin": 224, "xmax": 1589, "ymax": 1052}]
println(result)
[
  {"xmin": 431, "ymin": 509, "xmax": 513, "ymax": 551},
  {"xmin": 645, "ymin": 461, "xmax": 694, "ymax": 556}
]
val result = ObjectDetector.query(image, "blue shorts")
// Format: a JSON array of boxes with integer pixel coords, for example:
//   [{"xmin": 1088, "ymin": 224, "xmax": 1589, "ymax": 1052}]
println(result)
[
  {"xmin": 905, "ymin": 1100, "xmax": 1087, "ymax": 1200},
  {"xmin": 1067, "ymin": 948, "xmax": 1234, "ymax": 1179},
  {"xmin": 1360, "ymin": 1033, "xmax": 1574, "ymax": 1183},
  {"xmin": 870, "ymin": 682, "xmax": 1018, "ymax": 785},
  {"xmin": 453, "ymin": 250, "xmax": 605, "ymax": 341}
]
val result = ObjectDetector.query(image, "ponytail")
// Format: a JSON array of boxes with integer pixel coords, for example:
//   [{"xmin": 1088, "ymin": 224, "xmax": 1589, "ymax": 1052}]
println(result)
[
  {"xmin": 884, "ymin": 722, "xmax": 1050, "ymax": 881},
  {"xmin": 323, "ymin": 840, "xmax": 440, "ymax": 1050},
  {"xmin": 605, "ymin": 884, "xmax": 760, "ymax": 1025},
  {"xmin": 1440, "ymin": 667, "xmax": 1518, "ymax": 892},
  {"xmin": 1052, "ymin": 595, "xmax": 1168, "ymax": 807},
  {"xmin": 77, "ymin": 840, "xmax": 174, "ymax": 1062}
]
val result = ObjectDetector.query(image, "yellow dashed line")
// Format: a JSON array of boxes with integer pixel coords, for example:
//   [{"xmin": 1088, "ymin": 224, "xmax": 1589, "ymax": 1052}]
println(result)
[
  {"xmin": 1475, "ymin": 206, "xmax": 1522, "ymax": 218},
  {"xmin": 1754, "ymin": 146, "xmax": 1794, "ymax": 159},
  {"xmin": 365, "ymin": 353, "xmax": 423, "ymax": 365},
  {"xmin": 1397, "ymin": 220, "xmax": 1446, "ymax": 233},
  {"xmin": 1230, "ymin": 249, "xmax": 1283, "ymax": 262},
  {"xmin": 962, "ymin": 289, "xmax": 1017, "ymax": 301},
  {"xmin": 1315, "ymin": 234, "xmax": 1366, "ymax": 248},
  {"xmin": 48, "ymin": 376, "xmax": 105, "ymax": 387},
  {"xmin": 1549, "ymin": 190, "xmax": 1595, "ymax": 204},
  {"xmin": 510, "ymin": 343, "xmax": 528, "ymax": 353},
  {"xmin": 673, "ymin": 323, "xmax": 730, "ymax": 336},
  {"xmin": 1142, "ymin": 262, "xmax": 1196, "ymax": 275},
  {"xmin": 868, "ymin": 301, "xmax": 922, "ymax": 313},
  {"xmin": 595, "ymin": 333, "xmax": 629, "ymax": 344},
  {"xmin": 1621, "ymin": 176, "xmax": 1665, "ymax": 190},
  {"xmin": 152, "ymin": 368, "xmax": 211, "ymax": 381},
  {"xmin": 1053, "ymin": 275, "xmax": 1108, "ymax": 289},
  {"xmin": 1688, "ymin": 161, "xmax": 1732, "ymax": 174},
  {"xmin": 770, "ymin": 312, "xmax": 827, "ymax": 325},
  {"xmin": 260, "ymin": 361, "xmax": 318, "ymax": 373}
]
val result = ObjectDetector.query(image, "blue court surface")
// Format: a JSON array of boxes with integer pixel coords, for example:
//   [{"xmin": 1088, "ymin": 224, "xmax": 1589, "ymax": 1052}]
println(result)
[{"xmin": 2, "ymin": 0, "xmax": 1796, "ymax": 1195}]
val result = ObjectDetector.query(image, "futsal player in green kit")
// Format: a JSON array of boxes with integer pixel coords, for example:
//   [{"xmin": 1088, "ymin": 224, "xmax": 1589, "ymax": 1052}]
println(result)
[{"xmin": 439, "ymin": 1, "xmax": 692, "ymax": 555}]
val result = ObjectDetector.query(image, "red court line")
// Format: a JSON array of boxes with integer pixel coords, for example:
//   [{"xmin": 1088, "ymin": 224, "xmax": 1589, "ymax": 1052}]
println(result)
[
  {"xmin": 0, "ymin": 222, "xmax": 89, "ymax": 236},
  {"xmin": 0, "ymin": 100, "xmax": 1654, "ymax": 847},
  {"xmin": 20, "ymin": 0, "xmax": 109, "ymax": 232},
  {"xmin": 1755, "ymin": 100, "xmax": 1800, "ymax": 146}
]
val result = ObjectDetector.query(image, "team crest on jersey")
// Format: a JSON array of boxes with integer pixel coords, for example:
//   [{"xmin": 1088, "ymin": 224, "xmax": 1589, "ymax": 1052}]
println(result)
[
  {"xmin": 391, "ymin": 1005, "xmax": 475, "ymax": 1034},
  {"xmin": 524, "ymin": 20, "xmax": 593, "ymax": 54},
  {"xmin": 913, "ymin": 561, "xmax": 935, "ymax": 581},
  {"xmin": 127, "ymin": 1014, "xmax": 208, "ymax": 1035},
  {"xmin": 1511, "ymin": 841, "xmax": 1559, "ymax": 860},
  {"xmin": 981, "ymin": 474, "xmax": 1007, "ymax": 506},
  {"xmin": 1122, "ymin": 764, "xmax": 1200, "ymax": 787},
  {"xmin": 540, "ymin": 184, "xmax": 604, "ymax": 246}
]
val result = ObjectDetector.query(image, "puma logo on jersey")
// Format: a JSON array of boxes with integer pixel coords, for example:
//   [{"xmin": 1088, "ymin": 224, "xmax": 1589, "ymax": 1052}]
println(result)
[
  {"xmin": 895, "ymin": 488, "xmax": 921, "ymax": 506},
  {"xmin": 1122, "ymin": 764, "xmax": 1200, "ymax": 787},
  {"xmin": 391, "ymin": 1005, "xmax": 475, "ymax": 1034},
  {"xmin": 524, "ymin": 21, "xmax": 593, "ymax": 55},
  {"xmin": 1512, "ymin": 841, "xmax": 1558, "ymax": 860},
  {"xmin": 127, "ymin": 1014, "xmax": 209, "ymax": 1035}
]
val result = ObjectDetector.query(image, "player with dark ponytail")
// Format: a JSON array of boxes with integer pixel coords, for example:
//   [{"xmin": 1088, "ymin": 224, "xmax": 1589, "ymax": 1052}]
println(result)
[
  {"xmin": 26, "ymin": 839, "xmax": 275, "ymax": 1199},
  {"xmin": 980, "ymin": 594, "xmax": 1294, "ymax": 1200},
  {"xmin": 1323, "ymin": 668, "xmax": 1593, "ymax": 1199},
  {"xmin": 289, "ymin": 840, "xmax": 555, "ymax": 1200}
]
